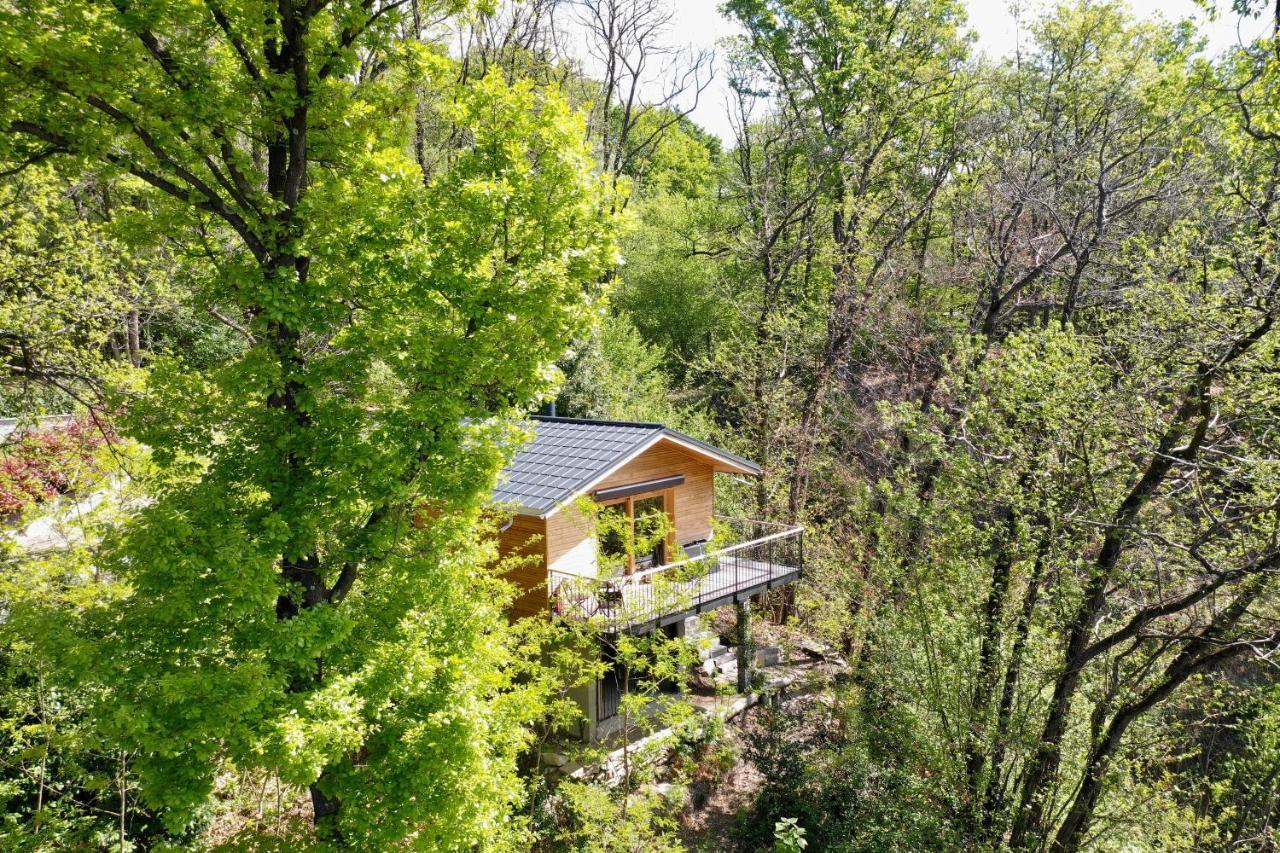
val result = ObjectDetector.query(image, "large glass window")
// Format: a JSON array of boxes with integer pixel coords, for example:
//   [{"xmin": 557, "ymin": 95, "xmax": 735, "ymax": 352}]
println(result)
[
  {"xmin": 632, "ymin": 495, "xmax": 667, "ymax": 570},
  {"xmin": 597, "ymin": 492, "xmax": 670, "ymax": 575}
]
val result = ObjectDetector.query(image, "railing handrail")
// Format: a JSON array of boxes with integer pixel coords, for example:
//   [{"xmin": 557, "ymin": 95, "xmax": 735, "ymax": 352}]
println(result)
[
  {"xmin": 549, "ymin": 516, "xmax": 803, "ymax": 588},
  {"xmin": 547, "ymin": 516, "xmax": 805, "ymax": 629},
  {"xmin": 627, "ymin": 522, "xmax": 802, "ymax": 584}
]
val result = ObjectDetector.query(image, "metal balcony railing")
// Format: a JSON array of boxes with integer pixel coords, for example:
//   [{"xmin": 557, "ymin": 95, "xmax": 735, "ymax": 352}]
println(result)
[{"xmin": 548, "ymin": 516, "xmax": 804, "ymax": 632}]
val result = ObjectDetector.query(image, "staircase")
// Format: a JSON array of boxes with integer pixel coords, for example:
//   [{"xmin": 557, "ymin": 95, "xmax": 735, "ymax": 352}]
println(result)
[{"xmin": 680, "ymin": 616, "xmax": 740, "ymax": 689}]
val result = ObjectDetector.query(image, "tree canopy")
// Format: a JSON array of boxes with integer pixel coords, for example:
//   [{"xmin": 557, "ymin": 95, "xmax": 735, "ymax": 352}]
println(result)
[{"xmin": 3, "ymin": 0, "xmax": 1280, "ymax": 849}]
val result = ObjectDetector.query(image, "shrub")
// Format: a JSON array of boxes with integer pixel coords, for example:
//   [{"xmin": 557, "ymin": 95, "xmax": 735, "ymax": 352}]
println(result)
[
  {"xmin": 736, "ymin": 691, "xmax": 958, "ymax": 852},
  {"xmin": 0, "ymin": 420, "xmax": 113, "ymax": 517}
]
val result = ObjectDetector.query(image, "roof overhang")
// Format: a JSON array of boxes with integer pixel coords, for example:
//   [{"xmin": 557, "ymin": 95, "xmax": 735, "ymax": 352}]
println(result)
[{"xmin": 656, "ymin": 430, "xmax": 761, "ymax": 476}]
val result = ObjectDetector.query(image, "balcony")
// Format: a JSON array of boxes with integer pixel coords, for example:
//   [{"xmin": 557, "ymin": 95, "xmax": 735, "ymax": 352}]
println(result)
[{"xmin": 548, "ymin": 517, "xmax": 804, "ymax": 633}]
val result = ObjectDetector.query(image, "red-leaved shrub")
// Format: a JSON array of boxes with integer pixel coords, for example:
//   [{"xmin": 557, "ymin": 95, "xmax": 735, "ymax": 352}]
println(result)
[{"xmin": 0, "ymin": 420, "xmax": 114, "ymax": 516}]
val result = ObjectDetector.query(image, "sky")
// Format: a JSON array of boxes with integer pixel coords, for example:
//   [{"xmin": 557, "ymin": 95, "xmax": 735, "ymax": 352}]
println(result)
[{"xmin": 661, "ymin": 0, "xmax": 1272, "ymax": 141}]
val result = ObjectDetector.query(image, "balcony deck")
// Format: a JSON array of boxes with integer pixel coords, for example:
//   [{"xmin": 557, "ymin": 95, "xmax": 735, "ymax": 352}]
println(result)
[{"xmin": 549, "ymin": 518, "xmax": 803, "ymax": 633}]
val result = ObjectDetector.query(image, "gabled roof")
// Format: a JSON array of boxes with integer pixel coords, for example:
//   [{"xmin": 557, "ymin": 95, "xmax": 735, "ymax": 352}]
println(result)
[{"xmin": 492, "ymin": 416, "xmax": 760, "ymax": 518}]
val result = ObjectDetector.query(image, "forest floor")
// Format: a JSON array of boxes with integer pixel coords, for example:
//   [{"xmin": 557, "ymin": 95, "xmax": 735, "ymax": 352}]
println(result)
[
  {"xmin": 678, "ymin": 634, "xmax": 845, "ymax": 850},
  {"xmin": 677, "ymin": 722, "xmax": 764, "ymax": 849}
]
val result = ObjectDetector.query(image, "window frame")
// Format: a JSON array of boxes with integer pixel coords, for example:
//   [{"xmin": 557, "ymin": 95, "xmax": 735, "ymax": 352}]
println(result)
[{"xmin": 597, "ymin": 486, "xmax": 678, "ymax": 576}]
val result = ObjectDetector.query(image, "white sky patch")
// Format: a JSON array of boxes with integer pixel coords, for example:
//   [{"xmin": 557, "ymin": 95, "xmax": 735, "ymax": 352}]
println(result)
[{"xmin": 657, "ymin": 0, "xmax": 1272, "ymax": 143}]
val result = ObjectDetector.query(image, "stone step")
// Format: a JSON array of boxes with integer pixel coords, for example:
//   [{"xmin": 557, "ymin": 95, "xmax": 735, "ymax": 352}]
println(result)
[
  {"xmin": 697, "ymin": 645, "xmax": 785, "ymax": 690},
  {"xmin": 700, "ymin": 650, "xmax": 738, "ymax": 681},
  {"xmin": 680, "ymin": 615, "xmax": 731, "ymax": 662},
  {"xmin": 695, "ymin": 639, "xmax": 727, "ymax": 661}
]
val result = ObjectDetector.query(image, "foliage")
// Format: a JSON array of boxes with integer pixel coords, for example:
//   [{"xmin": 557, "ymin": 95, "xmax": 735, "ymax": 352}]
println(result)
[
  {"xmin": 1, "ymin": 0, "xmax": 619, "ymax": 845},
  {"xmin": 0, "ymin": 420, "xmax": 115, "ymax": 517},
  {"xmin": 0, "ymin": 167, "xmax": 148, "ymax": 412},
  {"xmin": 536, "ymin": 779, "xmax": 684, "ymax": 852},
  {"xmin": 3, "ymin": 0, "xmax": 1280, "ymax": 849},
  {"xmin": 0, "ymin": 483, "xmax": 178, "ymax": 850},
  {"xmin": 530, "ymin": 488, "xmax": 704, "ymax": 850},
  {"xmin": 0, "ymin": 163, "xmax": 250, "ymax": 416},
  {"xmin": 559, "ymin": 312, "xmax": 701, "ymax": 428},
  {"xmin": 607, "ymin": 191, "xmax": 730, "ymax": 381},
  {"xmin": 739, "ymin": 691, "xmax": 958, "ymax": 852},
  {"xmin": 0, "ymin": 652, "xmax": 163, "ymax": 851},
  {"xmin": 773, "ymin": 817, "xmax": 806, "ymax": 853},
  {"xmin": 1164, "ymin": 668, "xmax": 1280, "ymax": 850}
]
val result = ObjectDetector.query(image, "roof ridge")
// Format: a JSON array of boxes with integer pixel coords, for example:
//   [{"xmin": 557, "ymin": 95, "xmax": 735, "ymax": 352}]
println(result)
[{"xmin": 530, "ymin": 415, "xmax": 664, "ymax": 429}]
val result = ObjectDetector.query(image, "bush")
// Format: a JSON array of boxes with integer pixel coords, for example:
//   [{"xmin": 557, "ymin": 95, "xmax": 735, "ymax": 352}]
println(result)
[
  {"xmin": 736, "ymin": 691, "xmax": 958, "ymax": 852},
  {"xmin": 532, "ymin": 780, "xmax": 684, "ymax": 852},
  {"xmin": 0, "ymin": 420, "xmax": 113, "ymax": 517}
]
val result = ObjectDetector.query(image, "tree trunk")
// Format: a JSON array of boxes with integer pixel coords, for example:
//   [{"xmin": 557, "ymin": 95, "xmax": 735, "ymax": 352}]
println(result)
[
  {"xmin": 310, "ymin": 783, "xmax": 342, "ymax": 840},
  {"xmin": 963, "ymin": 514, "xmax": 1015, "ymax": 831},
  {"xmin": 125, "ymin": 308, "xmax": 141, "ymax": 367},
  {"xmin": 981, "ymin": 533, "xmax": 1048, "ymax": 839},
  {"xmin": 1050, "ymin": 581, "xmax": 1266, "ymax": 852},
  {"xmin": 736, "ymin": 601, "xmax": 752, "ymax": 694}
]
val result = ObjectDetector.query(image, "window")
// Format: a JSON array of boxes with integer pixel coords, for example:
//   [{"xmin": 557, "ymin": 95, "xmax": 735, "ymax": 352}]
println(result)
[
  {"xmin": 632, "ymin": 495, "xmax": 666, "ymax": 570},
  {"xmin": 597, "ymin": 490, "xmax": 674, "ymax": 575}
]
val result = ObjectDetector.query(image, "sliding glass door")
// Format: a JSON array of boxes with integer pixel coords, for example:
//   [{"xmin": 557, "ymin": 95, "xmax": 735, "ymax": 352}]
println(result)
[{"xmin": 598, "ymin": 491, "xmax": 671, "ymax": 575}]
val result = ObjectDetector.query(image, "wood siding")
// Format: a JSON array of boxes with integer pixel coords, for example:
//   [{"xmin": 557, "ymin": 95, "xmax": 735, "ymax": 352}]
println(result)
[
  {"xmin": 499, "ymin": 513, "xmax": 548, "ymax": 619},
  {"xmin": 546, "ymin": 502, "xmax": 596, "ymax": 576},
  {"xmin": 593, "ymin": 439, "xmax": 715, "ymax": 545}
]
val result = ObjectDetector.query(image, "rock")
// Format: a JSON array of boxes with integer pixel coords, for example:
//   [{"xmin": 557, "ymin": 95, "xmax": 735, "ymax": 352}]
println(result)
[
  {"xmin": 651, "ymin": 782, "xmax": 676, "ymax": 799},
  {"xmin": 800, "ymin": 639, "xmax": 838, "ymax": 660},
  {"xmin": 754, "ymin": 645, "xmax": 782, "ymax": 667},
  {"xmin": 542, "ymin": 751, "xmax": 569, "ymax": 767}
]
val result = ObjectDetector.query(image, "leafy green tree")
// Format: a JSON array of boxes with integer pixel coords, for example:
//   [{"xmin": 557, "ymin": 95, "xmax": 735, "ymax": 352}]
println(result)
[
  {"xmin": 0, "ymin": 163, "xmax": 245, "ymax": 417},
  {"xmin": 1179, "ymin": 677, "xmax": 1280, "ymax": 849},
  {"xmin": 539, "ymin": 777, "xmax": 684, "ymax": 852},
  {"xmin": 0, "ymin": 532, "xmax": 174, "ymax": 851},
  {"xmin": 611, "ymin": 194, "xmax": 728, "ymax": 373},
  {"xmin": 559, "ymin": 312, "xmax": 705, "ymax": 430},
  {"xmin": 0, "ymin": 167, "xmax": 146, "ymax": 413},
  {"xmin": 725, "ymin": 0, "xmax": 971, "ymax": 519},
  {"xmin": 695, "ymin": 4, "xmax": 1280, "ymax": 849},
  {"xmin": 871, "ymin": 282, "xmax": 1278, "ymax": 850},
  {"xmin": 1, "ymin": 0, "xmax": 617, "ymax": 844},
  {"xmin": 741, "ymin": 689, "xmax": 957, "ymax": 852}
]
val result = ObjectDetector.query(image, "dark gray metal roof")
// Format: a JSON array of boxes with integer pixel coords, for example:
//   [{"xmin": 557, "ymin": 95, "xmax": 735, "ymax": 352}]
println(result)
[{"xmin": 493, "ymin": 416, "xmax": 760, "ymax": 516}]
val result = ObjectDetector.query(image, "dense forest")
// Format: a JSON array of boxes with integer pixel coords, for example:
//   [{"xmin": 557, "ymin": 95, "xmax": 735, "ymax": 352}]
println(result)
[{"xmin": 2, "ymin": 0, "xmax": 1279, "ymax": 849}]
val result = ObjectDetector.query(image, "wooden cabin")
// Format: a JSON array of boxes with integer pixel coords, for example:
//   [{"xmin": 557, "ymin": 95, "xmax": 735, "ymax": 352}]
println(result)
[{"xmin": 492, "ymin": 417, "xmax": 804, "ymax": 737}]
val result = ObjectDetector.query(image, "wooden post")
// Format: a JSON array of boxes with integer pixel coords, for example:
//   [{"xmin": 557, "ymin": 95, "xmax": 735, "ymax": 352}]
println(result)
[
  {"xmin": 736, "ymin": 600, "xmax": 752, "ymax": 694},
  {"xmin": 624, "ymin": 495, "xmax": 635, "ymax": 576},
  {"xmin": 664, "ymin": 487, "xmax": 677, "ymax": 563}
]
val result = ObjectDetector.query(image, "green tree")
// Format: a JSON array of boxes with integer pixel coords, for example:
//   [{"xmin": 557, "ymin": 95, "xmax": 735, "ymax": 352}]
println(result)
[
  {"xmin": 559, "ymin": 312, "xmax": 704, "ymax": 429},
  {"xmin": 725, "ymin": 0, "xmax": 971, "ymax": 520},
  {"xmin": 0, "ymin": 164, "xmax": 245, "ymax": 416},
  {"xmin": 1, "ymin": 0, "xmax": 617, "ymax": 844},
  {"xmin": 0, "ymin": 167, "xmax": 147, "ymax": 412}
]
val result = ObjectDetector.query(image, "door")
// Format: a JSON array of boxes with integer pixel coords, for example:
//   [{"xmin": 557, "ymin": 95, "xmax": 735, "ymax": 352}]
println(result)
[
  {"xmin": 598, "ymin": 492, "xmax": 670, "ymax": 575},
  {"xmin": 632, "ymin": 494, "xmax": 667, "ymax": 571}
]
